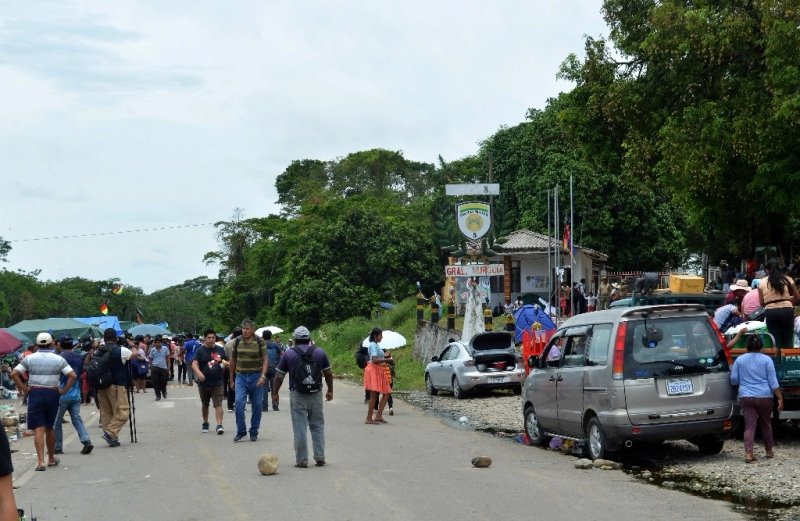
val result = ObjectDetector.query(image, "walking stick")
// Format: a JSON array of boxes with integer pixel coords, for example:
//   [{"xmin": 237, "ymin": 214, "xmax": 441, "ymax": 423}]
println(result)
[{"xmin": 126, "ymin": 364, "xmax": 137, "ymax": 443}]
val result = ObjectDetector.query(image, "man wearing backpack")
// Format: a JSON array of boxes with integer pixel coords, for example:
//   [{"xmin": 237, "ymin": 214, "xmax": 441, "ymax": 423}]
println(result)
[
  {"xmin": 96, "ymin": 328, "xmax": 133, "ymax": 447},
  {"xmin": 226, "ymin": 319, "xmax": 268, "ymax": 442},
  {"xmin": 272, "ymin": 326, "xmax": 333, "ymax": 468},
  {"xmin": 261, "ymin": 330, "xmax": 284, "ymax": 412}
]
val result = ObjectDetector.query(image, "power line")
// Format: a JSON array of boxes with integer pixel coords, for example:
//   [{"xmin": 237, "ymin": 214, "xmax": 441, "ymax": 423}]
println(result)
[{"xmin": 7, "ymin": 222, "xmax": 217, "ymax": 243}]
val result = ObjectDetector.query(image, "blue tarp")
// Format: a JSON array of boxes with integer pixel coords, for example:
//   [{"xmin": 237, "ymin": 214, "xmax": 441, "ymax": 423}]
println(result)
[
  {"xmin": 75, "ymin": 316, "xmax": 124, "ymax": 336},
  {"xmin": 512, "ymin": 304, "xmax": 557, "ymax": 344}
]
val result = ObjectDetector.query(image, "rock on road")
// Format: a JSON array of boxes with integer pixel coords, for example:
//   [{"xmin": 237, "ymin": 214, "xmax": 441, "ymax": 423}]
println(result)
[{"xmin": 12, "ymin": 381, "xmax": 745, "ymax": 521}]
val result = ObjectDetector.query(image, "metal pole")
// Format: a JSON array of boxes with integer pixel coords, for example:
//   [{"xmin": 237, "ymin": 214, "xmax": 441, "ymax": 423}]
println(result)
[
  {"xmin": 555, "ymin": 185, "xmax": 560, "ymax": 318},
  {"xmin": 547, "ymin": 189, "xmax": 551, "ymax": 314},
  {"xmin": 570, "ymin": 174, "xmax": 575, "ymax": 317}
]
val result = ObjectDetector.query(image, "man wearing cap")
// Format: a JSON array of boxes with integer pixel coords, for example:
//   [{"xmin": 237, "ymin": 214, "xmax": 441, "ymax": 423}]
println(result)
[
  {"xmin": 11, "ymin": 332, "xmax": 77, "ymax": 471},
  {"xmin": 226, "ymin": 319, "xmax": 268, "ymax": 442},
  {"xmin": 272, "ymin": 326, "xmax": 333, "ymax": 468},
  {"xmin": 96, "ymin": 328, "xmax": 133, "ymax": 447},
  {"xmin": 54, "ymin": 335, "xmax": 93, "ymax": 456},
  {"xmin": 148, "ymin": 335, "xmax": 170, "ymax": 401}
]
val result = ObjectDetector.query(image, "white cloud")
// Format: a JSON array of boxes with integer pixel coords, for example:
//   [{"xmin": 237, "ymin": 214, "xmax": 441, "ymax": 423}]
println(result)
[{"xmin": 0, "ymin": 0, "xmax": 608, "ymax": 295}]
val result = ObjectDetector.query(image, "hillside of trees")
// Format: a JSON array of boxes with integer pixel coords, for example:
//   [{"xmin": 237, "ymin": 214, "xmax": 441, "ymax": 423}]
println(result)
[{"xmin": 2, "ymin": 1, "xmax": 798, "ymax": 332}]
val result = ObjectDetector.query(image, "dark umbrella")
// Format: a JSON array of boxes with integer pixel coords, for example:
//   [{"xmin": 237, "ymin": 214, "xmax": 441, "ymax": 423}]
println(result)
[{"xmin": 0, "ymin": 330, "xmax": 22, "ymax": 355}]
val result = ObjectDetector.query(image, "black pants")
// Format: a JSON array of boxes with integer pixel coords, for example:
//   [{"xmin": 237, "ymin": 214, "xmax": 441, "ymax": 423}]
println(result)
[
  {"xmin": 765, "ymin": 307, "xmax": 795, "ymax": 347},
  {"xmin": 151, "ymin": 367, "xmax": 169, "ymax": 398},
  {"xmin": 177, "ymin": 362, "xmax": 187, "ymax": 383}
]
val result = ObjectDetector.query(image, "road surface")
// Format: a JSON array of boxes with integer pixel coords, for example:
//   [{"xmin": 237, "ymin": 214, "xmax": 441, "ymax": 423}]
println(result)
[{"xmin": 11, "ymin": 380, "xmax": 745, "ymax": 521}]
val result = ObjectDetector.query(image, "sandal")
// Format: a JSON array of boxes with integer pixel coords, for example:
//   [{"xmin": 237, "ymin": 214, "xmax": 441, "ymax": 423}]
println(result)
[
  {"xmin": 766, "ymin": 451, "xmax": 775, "ymax": 459},
  {"xmin": 364, "ymin": 420, "xmax": 380, "ymax": 425},
  {"xmin": 35, "ymin": 465, "xmax": 46, "ymax": 472},
  {"xmin": 745, "ymin": 455, "xmax": 757, "ymax": 463},
  {"xmin": 47, "ymin": 458, "xmax": 60, "ymax": 467}
]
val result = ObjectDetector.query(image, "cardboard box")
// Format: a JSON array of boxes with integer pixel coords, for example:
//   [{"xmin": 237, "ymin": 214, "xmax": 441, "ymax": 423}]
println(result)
[{"xmin": 669, "ymin": 274, "xmax": 705, "ymax": 294}]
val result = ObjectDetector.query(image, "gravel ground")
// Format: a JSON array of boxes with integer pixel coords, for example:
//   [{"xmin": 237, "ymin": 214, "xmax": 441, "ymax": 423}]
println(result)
[{"xmin": 399, "ymin": 389, "xmax": 800, "ymax": 520}]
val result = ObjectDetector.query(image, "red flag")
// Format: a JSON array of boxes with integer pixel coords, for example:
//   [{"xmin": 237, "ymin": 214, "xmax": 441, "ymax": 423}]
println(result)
[{"xmin": 100, "ymin": 302, "xmax": 109, "ymax": 315}]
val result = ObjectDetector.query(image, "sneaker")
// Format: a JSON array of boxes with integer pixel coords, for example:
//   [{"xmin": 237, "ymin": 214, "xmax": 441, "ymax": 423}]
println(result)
[
  {"xmin": 227, "ymin": 408, "xmax": 234, "ymax": 413},
  {"xmin": 102, "ymin": 432, "xmax": 120, "ymax": 447},
  {"xmin": 81, "ymin": 443, "xmax": 94, "ymax": 455},
  {"xmin": 54, "ymin": 449, "xmax": 64, "ymax": 455},
  {"xmin": 250, "ymin": 434, "xmax": 258, "ymax": 442},
  {"xmin": 294, "ymin": 461, "xmax": 308, "ymax": 468},
  {"xmin": 201, "ymin": 422, "xmax": 210, "ymax": 433},
  {"xmin": 315, "ymin": 459, "xmax": 326, "ymax": 467},
  {"xmin": 388, "ymin": 408, "xmax": 394, "ymax": 416},
  {"xmin": 216, "ymin": 425, "xmax": 224, "ymax": 435},
  {"xmin": 272, "ymin": 403, "xmax": 279, "ymax": 412},
  {"xmin": 233, "ymin": 433, "xmax": 246, "ymax": 443}
]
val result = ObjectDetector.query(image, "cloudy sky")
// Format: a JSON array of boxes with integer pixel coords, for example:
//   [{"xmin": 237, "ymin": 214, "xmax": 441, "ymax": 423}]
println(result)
[{"xmin": 0, "ymin": 1, "xmax": 608, "ymax": 293}]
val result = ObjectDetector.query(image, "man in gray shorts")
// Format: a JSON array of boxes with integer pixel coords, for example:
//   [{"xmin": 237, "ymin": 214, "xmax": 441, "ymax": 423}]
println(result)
[{"xmin": 191, "ymin": 329, "xmax": 228, "ymax": 435}]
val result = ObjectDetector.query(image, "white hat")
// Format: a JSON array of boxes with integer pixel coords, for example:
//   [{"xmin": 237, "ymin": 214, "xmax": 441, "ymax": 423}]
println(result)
[
  {"xmin": 36, "ymin": 332, "xmax": 53, "ymax": 346},
  {"xmin": 733, "ymin": 280, "xmax": 751, "ymax": 292}
]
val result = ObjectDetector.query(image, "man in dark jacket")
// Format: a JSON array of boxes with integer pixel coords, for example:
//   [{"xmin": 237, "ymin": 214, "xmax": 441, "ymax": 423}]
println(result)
[{"xmin": 97, "ymin": 328, "xmax": 133, "ymax": 447}]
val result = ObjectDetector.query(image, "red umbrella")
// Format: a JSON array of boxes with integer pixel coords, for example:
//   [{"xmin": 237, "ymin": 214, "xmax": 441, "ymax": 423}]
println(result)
[{"xmin": 0, "ymin": 330, "xmax": 22, "ymax": 355}]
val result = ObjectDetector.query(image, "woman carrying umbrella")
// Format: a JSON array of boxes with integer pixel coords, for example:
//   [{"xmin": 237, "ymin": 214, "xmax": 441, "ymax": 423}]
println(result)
[{"xmin": 363, "ymin": 328, "xmax": 392, "ymax": 424}]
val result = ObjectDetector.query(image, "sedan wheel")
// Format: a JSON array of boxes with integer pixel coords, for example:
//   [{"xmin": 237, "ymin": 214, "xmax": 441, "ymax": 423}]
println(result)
[
  {"xmin": 452, "ymin": 377, "xmax": 465, "ymax": 399},
  {"xmin": 425, "ymin": 374, "xmax": 438, "ymax": 396},
  {"xmin": 587, "ymin": 417, "xmax": 609, "ymax": 460},
  {"xmin": 524, "ymin": 406, "xmax": 546, "ymax": 446}
]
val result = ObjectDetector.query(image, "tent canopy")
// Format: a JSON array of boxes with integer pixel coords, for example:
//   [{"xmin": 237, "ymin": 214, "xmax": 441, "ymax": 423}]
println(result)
[
  {"xmin": 75, "ymin": 316, "xmax": 124, "ymax": 336},
  {"xmin": 513, "ymin": 304, "xmax": 557, "ymax": 343},
  {"xmin": 10, "ymin": 318, "xmax": 104, "ymax": 343}
]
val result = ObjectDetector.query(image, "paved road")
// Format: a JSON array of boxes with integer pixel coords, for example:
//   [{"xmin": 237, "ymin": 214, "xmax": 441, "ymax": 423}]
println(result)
[{"xmin": 11, "ymin": 380, "xmax": 745, "ymax": 521}]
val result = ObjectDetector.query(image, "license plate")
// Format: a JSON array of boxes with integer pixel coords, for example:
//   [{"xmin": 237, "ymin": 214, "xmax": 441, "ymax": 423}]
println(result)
[
  {"xmin": 666, "ymin": 378, "xmax": 693, "ymax": 395},
  {"xmin": 489, "ymin": 376, "xmax": 508, "ymax": 384}
]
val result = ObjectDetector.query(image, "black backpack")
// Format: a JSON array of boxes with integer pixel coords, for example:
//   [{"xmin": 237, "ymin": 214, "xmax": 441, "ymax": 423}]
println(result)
[
  {"xmin": 86, "ymin": 346, "xmax": 114, "ymax": 389},
  {"xmin": 290, "ymin": 345, "xmax": 322, "ymax": 393},
  {"xmin": 355, "ymin": 345, "xmax": 369, "ymax": 369}
]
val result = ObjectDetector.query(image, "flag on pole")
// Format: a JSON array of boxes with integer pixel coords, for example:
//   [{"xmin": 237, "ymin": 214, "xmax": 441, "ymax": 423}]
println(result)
[
  {"xmin": 111, "ymin": 283, "xmax": 124, "ymax": 295},
  {"xmin": 100, "ymin": 302, "xmax": 109, "ymax": 315},
  {"xmin": 562, "ymin": 222, "xmax": 571, "ymax": 253}
]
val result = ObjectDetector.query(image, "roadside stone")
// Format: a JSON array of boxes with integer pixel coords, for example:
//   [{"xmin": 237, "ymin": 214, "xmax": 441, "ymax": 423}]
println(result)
[
  {"xmin": 662, "ymin": 481, "xmax": 676, "ymax": 489},
  {"xmin": 593, "ymin": 459, "xmax": 620, "ymax": 469},
  {"xmin": 574, "ymin": 458, "xmax": 594, "ymax": 470},
  {"xmin": 641, "ymin": 470, "xmax": 652, "ymax": 479}
]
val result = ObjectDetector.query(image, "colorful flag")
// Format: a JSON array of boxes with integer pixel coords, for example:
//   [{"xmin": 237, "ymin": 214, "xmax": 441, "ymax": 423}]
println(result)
[
  {"xmin": 112, "ymin": 283, "xmax": 124, "ymax": 295},
  {"xmin": 100, "ymin": 302, "xmax": 109, "ymax": 315},
  {"xmin": 562, "ymin": 222, "xmax": 571, "ymax": 253}
]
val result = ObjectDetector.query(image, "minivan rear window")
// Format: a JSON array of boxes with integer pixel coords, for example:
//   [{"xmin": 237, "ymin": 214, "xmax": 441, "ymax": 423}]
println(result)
[{"xmin": 623, "ymin": 316, "xmax": 729, "ymax": 379}]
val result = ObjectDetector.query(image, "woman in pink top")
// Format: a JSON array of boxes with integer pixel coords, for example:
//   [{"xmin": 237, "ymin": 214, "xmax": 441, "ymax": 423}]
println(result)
[
  {"xmin": 759, "ymin": 258, "xmax": 800, "ymax": 347},
  {"xmin": 741, "ymin": 280, "xmax": 761, "ymax": 318}
]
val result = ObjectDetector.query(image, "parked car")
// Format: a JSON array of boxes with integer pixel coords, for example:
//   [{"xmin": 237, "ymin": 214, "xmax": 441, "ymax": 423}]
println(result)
[
  {"xmin": 425, "ymin": 331, "xmax": 524, "ymax": 398},
  {"xmin": 522, "ymin": 304, "xmax": 735, "ymax": 460}
]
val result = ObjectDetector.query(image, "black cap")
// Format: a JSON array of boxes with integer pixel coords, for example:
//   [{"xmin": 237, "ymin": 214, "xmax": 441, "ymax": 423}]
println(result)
[{"xmin": 59, "ymin": 334, "xmax": 73, "ymax": 344}]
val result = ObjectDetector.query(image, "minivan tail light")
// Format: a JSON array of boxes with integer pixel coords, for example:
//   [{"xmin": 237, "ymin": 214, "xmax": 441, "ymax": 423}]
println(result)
[
  {"xmin": 613, "ymin": 322, "xmax": 627, "ymax": 380},
  {"xmin": 707, "ymin": 317, "xmax": 732, "ymax": 366},
  {"xmin": 463, "ymin": 360, "xmax": 475, "ymax": 367}
]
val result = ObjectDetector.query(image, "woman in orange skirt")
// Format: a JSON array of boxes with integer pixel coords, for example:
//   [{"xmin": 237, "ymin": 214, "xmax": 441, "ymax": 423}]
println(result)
[{"xmin": 363, "ymin": 328, "xmax": 391, "ymax": 424}]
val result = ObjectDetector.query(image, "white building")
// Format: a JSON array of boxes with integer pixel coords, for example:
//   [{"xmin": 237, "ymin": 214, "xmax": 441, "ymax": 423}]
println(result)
[{"xmin": 486, "ymin": 229, "xmax": 609, "ymax": 307}]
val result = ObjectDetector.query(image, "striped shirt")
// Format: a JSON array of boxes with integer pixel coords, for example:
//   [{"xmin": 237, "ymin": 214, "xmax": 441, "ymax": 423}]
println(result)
[
  {"xmin": 225, "ymin": 337, "xmax": 265, "ymax": 374},
  {"xmin": 14, "ymin": 349, "xmax": 72, "ymax": 388}
]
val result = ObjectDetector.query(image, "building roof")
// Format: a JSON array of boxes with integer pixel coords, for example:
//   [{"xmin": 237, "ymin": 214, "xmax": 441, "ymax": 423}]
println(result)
[{"xmin": 496, "ymin": 229, "xmax": 609, "ymax": 262}]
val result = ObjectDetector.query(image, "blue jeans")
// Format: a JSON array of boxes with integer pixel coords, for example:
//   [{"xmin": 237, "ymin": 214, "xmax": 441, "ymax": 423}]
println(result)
[
  {"xmin": 235, "ymin": 372, "xmax": 264, "ymax": 436},
  {"xmin": 54, "ymin": 396, "xmax": 90, "ymax": 451},
  {"xmin": 290, "ymin": 390, "xmax": 325, "ymax": 464}
]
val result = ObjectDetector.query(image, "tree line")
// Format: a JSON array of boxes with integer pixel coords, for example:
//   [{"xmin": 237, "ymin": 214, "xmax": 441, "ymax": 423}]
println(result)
[{"xmin": 1, "ymin": 1, "xmax": 798, "ymax": 331}]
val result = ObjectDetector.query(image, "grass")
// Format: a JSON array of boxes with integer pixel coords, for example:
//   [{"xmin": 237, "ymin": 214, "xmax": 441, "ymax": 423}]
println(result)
[
  {"xmin": 311, "ymin": 298, "xmax": 514, "ymax": 391},
  {"xmin": 313, "ymin": 297, "xmax": 425, "ymax": 390}
]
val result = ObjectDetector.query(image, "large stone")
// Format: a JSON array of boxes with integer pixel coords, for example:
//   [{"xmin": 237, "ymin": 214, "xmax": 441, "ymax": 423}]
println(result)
[
  {"xmin": 1, "ymin": 417, "xmax": 18, "ymax": 427},
  {"xmin": 471, "ymin": 456, "xmax": 492, "ymax": 468},
  {"xmin": 574, "ymin": 458, "xmax": 594, "ymax": 470},
  {"xmin": 258, "ymin": 453, "xmax": 279, "ymax": 475},
  {"xmin": 593, "ymin": 458, "xmax": 620, "ymax": 469}
]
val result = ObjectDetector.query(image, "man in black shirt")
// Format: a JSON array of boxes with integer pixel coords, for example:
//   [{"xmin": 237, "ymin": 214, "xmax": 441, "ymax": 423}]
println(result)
[
  {"xmin": 0, "ymin": 428, "xmax": 17, "ymax": 518},
  {"xmin": 191, "ymin": 329, "xmax": 228, "ymax": 435}
]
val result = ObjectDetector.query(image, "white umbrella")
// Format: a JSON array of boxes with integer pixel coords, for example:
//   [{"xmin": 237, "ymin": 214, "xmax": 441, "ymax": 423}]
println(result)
[
  {"xmin": 255, "ymin": 326, "xmax": 284, "ymax": 337},
  {"xmin": 361, "ymin": 330, "xmax": 407, "ymax": 350}
]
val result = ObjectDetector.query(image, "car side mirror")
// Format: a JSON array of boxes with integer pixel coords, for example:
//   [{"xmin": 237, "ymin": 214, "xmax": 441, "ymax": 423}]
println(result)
[
  {"xmin": 527, "ymin": 355, "xmax": 539, "ymax": 369},
  {"xmin": 431, "ymin": 356, "xmax": 439, "ymax": 362}
]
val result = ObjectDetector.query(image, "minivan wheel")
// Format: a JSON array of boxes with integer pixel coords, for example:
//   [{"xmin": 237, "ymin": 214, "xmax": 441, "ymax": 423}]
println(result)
[
  {"xmin": 452, "ymin": 377, "xmax": 465, "ymax": 399},
  {"xmin": 696, "ymin": 436, "xmax": 724, "ymax": 455},
  {"xmin": 586, "ymin": 417, "xmax": 610, "ymax": 460},
  {"xmin": 524, "ymin": 406, "xmax": 547, "ymax": 446},
  {"xmin": 425, "ymin": 374, "xmax": 438, "ymax": 396}
]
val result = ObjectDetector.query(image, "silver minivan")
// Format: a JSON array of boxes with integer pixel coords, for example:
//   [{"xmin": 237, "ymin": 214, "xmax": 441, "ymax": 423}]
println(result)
[{"xmin": 522, "ymin": 304, "xmax": 735, "ymax": 459}]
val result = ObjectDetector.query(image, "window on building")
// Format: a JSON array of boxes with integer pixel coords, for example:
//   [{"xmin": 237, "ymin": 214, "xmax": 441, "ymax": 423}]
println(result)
[{"xmin": 490, "ymin": 260, "xmax": 521, "ymax": 294}]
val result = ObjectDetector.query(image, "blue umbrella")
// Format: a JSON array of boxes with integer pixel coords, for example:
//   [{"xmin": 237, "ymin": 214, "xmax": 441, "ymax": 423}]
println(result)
[{"xmin": 128, "ymin": 323, "xmax": 173, "ymax": 337}]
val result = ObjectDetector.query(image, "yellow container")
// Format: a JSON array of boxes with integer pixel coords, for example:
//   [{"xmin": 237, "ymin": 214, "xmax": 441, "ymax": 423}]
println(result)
[{"xmin": 669, "ymin": 274, "xmax": 705, "ymax": 294}]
